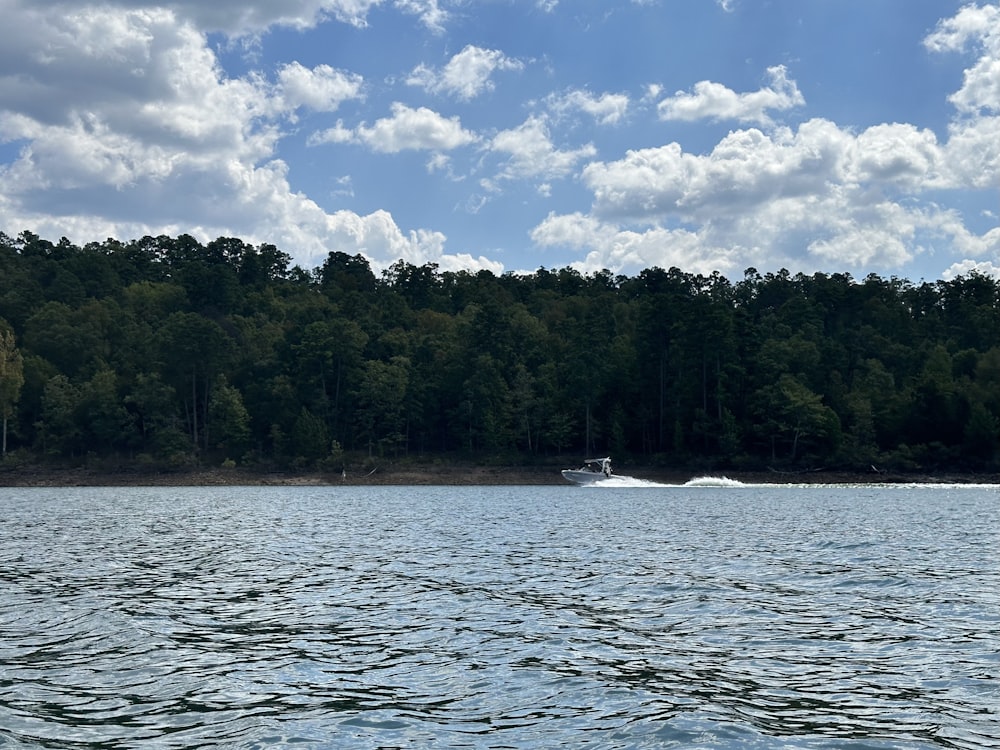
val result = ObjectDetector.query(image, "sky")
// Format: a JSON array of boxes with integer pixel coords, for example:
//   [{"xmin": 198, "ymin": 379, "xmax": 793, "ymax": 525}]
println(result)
[{"xmin": 1, "ymin": 0, "xmax": 999, "ymax": 282}]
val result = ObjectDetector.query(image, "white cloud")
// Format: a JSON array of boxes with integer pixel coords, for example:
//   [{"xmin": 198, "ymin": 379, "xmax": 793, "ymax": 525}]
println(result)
[
  {"xmin": 314, "ymin": 208, "xmax": 502, "ymax": 275},
  {"xmin": 943, "ymin": 114, "xmax": 1000, "ymax": 188},
  {"xmin": 805, "ymin": 214, "xmax": 916, "ymax": 269},
  {"xmin": 921, "ymin": 1, "xmax": 1000, "ymax": 275},
  {"xmin": 307, "ymin": 120, "xmax": 355, "ymax": 145},
  {"xmin": 276, "ymin": 62, "xmax": 364, "ymax": 113},
  {"xmin": 0, "ymin": 1, "xmax": 480, "ymax": 274},
  {"xmin": 547, "ymin": 88, "xmax": 630, "ymax": 125},
  {"xmin": 847, "ymin": 123, "xmax": 945, "ymax": 190},
  {"xmin": 923, "ymin": 2, "xmax": 1000, "ymax": 54},
  {"xmin": 394, "ymin": 0, "xmax": 448, "ymax": 32},
  {"xmin": 38, "ymin": 0, "xmax": 389, "ymax": 35},
  {"xmin": 531, "ymin": 212, "xmax": 738, "ymax": 276},
  {"xmin": 583, "ymin": 119, "xmax": 850, "ymax": 220},
  {"xmin": 230, "ymin": 183, "xmax": 491, "ymax": 272},
  {"xmin": 407, "ymin": 45, "xmax": 523, "ymax": 100},
  {"xmin": 0, "ymin": 5, "xmax": 277, "ymax": 192},
  {"xmin": 943, "ymin": 257, "xmax": 1000, "ymax": 280},
  {"xmin": 489, "ymin": 115, "xmax": 597, "ymax": 182},
  {"xmin": 529, "ymin": 196, "xmax": 940, "ymax": 278},
  {"xmin": 658, "ymin": 64, "xmax": 804, "ymax": 126},
  {"xmin": 540, "ymin": 107, "xmax": 1000, "ymax": 276},
  {"xmin": 924, "ymin": 2, "xmax": 1000, "ymax": 117},
  {"xmin": 312, "ymin": 102, "xmax": 478, "ymax": 152},
  {"xmin": 3, "ymin": 0, "xmax": 999, "ymax": 282},
  {"xmin": 932, "ymin": 212, "xmax": 1000, "ymax": 259},
  {"xmin": 19, "ymin": 0, "xmax": 446, "ymax": 35}
]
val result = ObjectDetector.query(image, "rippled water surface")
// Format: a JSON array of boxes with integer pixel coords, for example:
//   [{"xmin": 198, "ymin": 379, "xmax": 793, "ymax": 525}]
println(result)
[{"xmin": 1, "ymin": 484, "xmax": 998, "ymax": 749}]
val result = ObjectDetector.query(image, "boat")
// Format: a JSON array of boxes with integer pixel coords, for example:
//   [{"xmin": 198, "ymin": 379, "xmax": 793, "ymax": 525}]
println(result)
[{"xmin": 561, "ymin": 457, "xmax": 613, "ymax": 484}]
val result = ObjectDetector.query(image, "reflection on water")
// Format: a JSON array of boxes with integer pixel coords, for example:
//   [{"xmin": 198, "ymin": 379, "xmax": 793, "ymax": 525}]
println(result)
[{"xmin": 1, "ymin": 485, "xmax": 997, "ymax": 749}]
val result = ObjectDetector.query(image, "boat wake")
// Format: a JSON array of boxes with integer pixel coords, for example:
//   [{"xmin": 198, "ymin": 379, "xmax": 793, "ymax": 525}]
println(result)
[
  {"xmin": 683, "ymin": 475, "xmax": 746, "ymax": 487},
  {"xmin": 583, "ymin": 474, "xmax": 668, "ymax": 488},
  {"xmin": 581, "ymin": 474, "xmax": 747, "ymax": 488},
  {"xmin": 579, "ymin": 473, "xmax": 1000, "ymax": 490}
]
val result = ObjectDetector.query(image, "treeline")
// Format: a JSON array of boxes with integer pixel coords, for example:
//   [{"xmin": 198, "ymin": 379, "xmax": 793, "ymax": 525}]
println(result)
[{"xmin": 2, "ymin": 229, "xmax": 1000, "ymax": 474}]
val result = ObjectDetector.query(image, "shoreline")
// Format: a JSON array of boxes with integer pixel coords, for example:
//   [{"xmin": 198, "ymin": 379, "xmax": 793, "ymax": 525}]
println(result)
[{"xmin": 2, "ymin": 464, "xmax": 997, "ymax": 487}]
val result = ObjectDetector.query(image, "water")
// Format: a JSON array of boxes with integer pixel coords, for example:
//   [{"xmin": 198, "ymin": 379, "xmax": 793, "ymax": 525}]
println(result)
[{"xmin": 1, "ymin": 483, "xmax": 997, "ymax": 749}]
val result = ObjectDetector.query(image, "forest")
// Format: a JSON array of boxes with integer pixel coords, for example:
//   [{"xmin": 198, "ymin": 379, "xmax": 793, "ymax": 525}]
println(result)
[{"xmin": 2, "ymin": 229, "xmax": 1000, "ymax": 477}]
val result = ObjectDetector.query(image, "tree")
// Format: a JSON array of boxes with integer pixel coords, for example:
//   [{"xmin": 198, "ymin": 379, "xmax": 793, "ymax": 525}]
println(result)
[
  {"xmin": 291, "ymin": 407, "xmax": 329, "ymax": 464},
  {"xmin": 125, "ymin": 372, "xmax": 178, "ymax": 454},
  {"xmin": 156, "ymin": 312, "xmax": 233, "ymax": 452},
  {"xmin": 353, "ymin": 357, "xmax": 410, "ymax": 456},
  {"xmin": 0, "ymin": 325, "xmax": 24, "ymax": 455},
  {"xmin": 37, "ymin": 375, "xmax": 82, "ymax": 456},
  {"xmin": 754, "ymin": 374, "xmax": 840, "ymax": 463},
  {"xmin": 208, "ymin": 375, "xmax": 251, "ymax": 460},
  {"xmin": 79, "ymin": 367, "xmax": 131, "ymax": 452},
  {"xmin": 291, "ymin": 318, "xmax": 368, "ymax": 440}
]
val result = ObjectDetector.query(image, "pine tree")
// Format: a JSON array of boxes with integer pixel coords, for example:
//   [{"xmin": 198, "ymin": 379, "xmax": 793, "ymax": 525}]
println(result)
[{"xmin": 0, "ymin": 326, "xmax": 24, "ymax": 456}]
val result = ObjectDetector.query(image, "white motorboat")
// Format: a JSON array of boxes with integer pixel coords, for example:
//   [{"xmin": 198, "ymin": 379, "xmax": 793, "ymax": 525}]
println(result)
[{"xmin": 561, "ymin": 457, "xmax": 613, "ymax": 484}]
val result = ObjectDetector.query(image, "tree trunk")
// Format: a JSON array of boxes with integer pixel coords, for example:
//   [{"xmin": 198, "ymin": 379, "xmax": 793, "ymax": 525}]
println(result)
[
  {"xmin": 191, "ymin": 366, "xmax": 198, "ymax": 450},
  {"xmin": 333, "ymin": 358, "xmax": 342, "ymax": 437},
  {"xmin": 202, "ymin": 373, "xmax": 211, "ymax": 452},
  {"xmin": 659, "ymin": 353, "xmax": 666, "ymax": 451},
  {"xmin": 716, "ymin": 353, "xmax": 723, "ymax": 423}
]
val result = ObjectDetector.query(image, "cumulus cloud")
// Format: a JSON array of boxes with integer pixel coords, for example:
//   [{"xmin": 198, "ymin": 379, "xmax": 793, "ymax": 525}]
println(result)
[
  {"xmin": 942, "ymin": 113, "xmax": 1000, "ymax": 188},
  {"xmin": 943, "ymin": 256, "xmax": 1000, "ymax": 280},
  {"xmin": 657, "ymin": 65, "xmax": 805, "ymax": 126},
  {"xmin": 0, "ymin": 5, "xmax": 276, "ymax": 191},
  {"xmin": 310, "ymin": 102, "xmax": 478, "ymax": 152},
  {"xmin": 546, "ymin": 88, "xmax": 630, "ymax": 125},
  {"xmin": 530, "ymin": 212, "xmax": 738, "ymax": 276},
  {"xmin": 0, "ymin": 0, "xmax": 477, "ymax": 274},
  {"xmin": 923, "ymin": 2, "xmax": 1000, "ymax": 54},
  {"xmin": 28, "ymin": 0, "xmax": 446, "ymax": 35},
  {"xmin": 917, "ymin": 2, "xmax": 1000, "ymax": 277},
  {"xmin": 395, "ymin": 0, "xmax": 448, "ymax": 32},
  {"xmin": 6, "ymin": 0, "xmax": 387, "ymax": 35},
  {"xmin": 940, "ymin": 22, "xmax": 1000, "ymax": 183},
  {"xmin": 537, "ymin": 101, "xmax": 998, "ymax": 277},
  {"xmin": 276, "ymin": 62, "xmax": 364, "ymax": 113},
  {"xmin": 847, "ymin": 123, "xmax": 945, "ymax": 189},
  {"xmin": 583, "ymin": 120, "xmax": 850, "ymax": 220},
  {"xmin": 489, "ymin": 115, "xmax": 597, "ymax": 182},
  {"xmin": 407, "ymin": 45, "xmax": 523, "ymax": 100},
  {"xmin": 3, "ymin": 0, "xmax": 999, "ymax": 281}
]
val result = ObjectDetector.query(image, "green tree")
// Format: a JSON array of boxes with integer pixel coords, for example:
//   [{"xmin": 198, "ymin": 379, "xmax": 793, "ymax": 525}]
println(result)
[
  {"xmin": 354, "ymin": 357, "xmax": 410, "ymax": 456},
  {"xmin": 126, "ymin": 372, "xmax": 178, "ymax": 454},
  {"xmin": 156, "ymin": 312, "xmax": 234, "ymax": 452},
  {"xmin": 37, "ymin": 375, "xmax": 82, "ymax": 456},
  {"xmin": 291, "ymin": 318, "xmax": 368, "ymax": 440},
  {"xmin": 291, "ymin": 407, "xmax": 329, "ymax": 464},
  {"xmin": 208, "ymin": 375, "xmax": 251, "ymax": 460},
  {"xmin": 754, "ymin": 374, "xmax": 840, "ymax": 463},
  {"xmin": 79, "ymin": 367, "xmax": 131, "ymax": 452},
  {"xmin": 0, "ymin": 325, "xmax": 24, "ymax": 455}
]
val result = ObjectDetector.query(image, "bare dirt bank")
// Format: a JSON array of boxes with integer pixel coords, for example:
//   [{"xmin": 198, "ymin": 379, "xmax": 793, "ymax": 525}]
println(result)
[{"xmin": 2, "ymin": 463, "xmax": 996, "ymax": 487}]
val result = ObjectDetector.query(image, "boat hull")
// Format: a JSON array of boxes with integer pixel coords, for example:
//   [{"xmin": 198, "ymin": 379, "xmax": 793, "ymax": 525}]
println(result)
[{"xmin": 561, "ymin": 469, "xmax": 607, "ymax": 485}]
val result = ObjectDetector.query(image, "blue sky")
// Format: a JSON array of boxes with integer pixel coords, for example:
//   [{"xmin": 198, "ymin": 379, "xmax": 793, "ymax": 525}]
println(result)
[{"xmin": 1, "ymin": 0, "xmax": 998, "ymax": 281}]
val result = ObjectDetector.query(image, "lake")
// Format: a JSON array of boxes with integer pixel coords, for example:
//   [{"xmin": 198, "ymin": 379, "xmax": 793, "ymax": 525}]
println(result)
[{"xmin": 1, "ymin": 481, "xmax": 997, "ymax": 749}]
